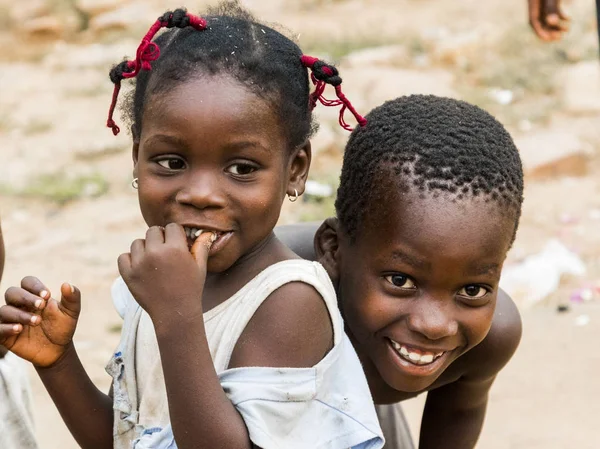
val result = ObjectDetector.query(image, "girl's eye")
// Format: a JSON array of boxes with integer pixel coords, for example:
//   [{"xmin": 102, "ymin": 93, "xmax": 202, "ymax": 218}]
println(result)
[
  {"xmin": 458, "ymin": 285, "xmax": 488, "ymax": 299},
  {"xmin": 227, "ymin": 163, "xmax": 257, "ymax": 176},
  {"xmin": 384, "ymin": 274, "xmax": 416, "ymax": 289},
  {"xmin": 157, "ymin": 158, "xmax": 186, "ymax": 170}
]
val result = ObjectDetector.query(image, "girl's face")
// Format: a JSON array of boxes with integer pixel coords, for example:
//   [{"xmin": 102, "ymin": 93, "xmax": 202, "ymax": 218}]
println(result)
[
  {"xmin": 336, "ymin": 188, "xmax": 515, "ymax": 393},
  {"xmin": 133, "ymin": 76, "xmax": 309, "ymax": 273}
]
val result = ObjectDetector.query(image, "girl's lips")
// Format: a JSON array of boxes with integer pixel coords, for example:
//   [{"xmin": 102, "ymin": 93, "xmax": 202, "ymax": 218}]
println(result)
[
  {"xmin": 208, "ymin": 231, "xmax": 233, "ymax": 255},
  {"xmin": 183, "ymin": 226, "xmax": 232, "ymax": 253}
]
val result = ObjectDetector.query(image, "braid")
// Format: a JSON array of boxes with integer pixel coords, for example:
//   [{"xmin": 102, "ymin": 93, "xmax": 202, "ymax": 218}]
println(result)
[
  {"xmin": 106, "ymin": 8, "xmax": 207, "ymax": 135},
  {"xmin": 301, "ymin": 55, "xmax": 366, "ymax": 131},
  {"xmin": 106, "ymin": 2, "xmax": 364, "ymax": 146}
]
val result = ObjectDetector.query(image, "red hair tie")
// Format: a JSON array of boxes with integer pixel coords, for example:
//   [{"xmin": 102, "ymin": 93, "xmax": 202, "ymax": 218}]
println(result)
[
  {"xmin": 301, "ymin": 55, "xmax": 366, "ymax": 131},
  {"xmin": 106, "ymin": 10, "xmax": 207, "ymax": 135}
]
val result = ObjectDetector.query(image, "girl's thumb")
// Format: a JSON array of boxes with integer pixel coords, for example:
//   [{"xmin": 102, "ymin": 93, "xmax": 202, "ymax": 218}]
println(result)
[
  {"xmin": 59, "ymin": 282, "xmax": 82, "ymax": 316},
  {"xmin": 190, "ymin": 231, "xmax": 216, "ymax": 265}
]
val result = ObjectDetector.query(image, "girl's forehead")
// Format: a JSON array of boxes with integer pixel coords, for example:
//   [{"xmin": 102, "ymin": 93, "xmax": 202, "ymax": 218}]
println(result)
[{"xmin": 140, "ymin": 76, "xmax": 286, "ymax": 145}]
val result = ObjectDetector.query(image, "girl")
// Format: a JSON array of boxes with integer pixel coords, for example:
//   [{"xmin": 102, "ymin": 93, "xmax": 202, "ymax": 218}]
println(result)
[{"xmin": 0, "ymin": 4, "xmax": 383, "ymax": 449}]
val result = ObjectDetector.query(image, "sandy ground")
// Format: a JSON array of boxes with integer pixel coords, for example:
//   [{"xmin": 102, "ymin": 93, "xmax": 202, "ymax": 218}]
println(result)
[{"xmin": 1, "ymin": 0, "xmax": 600, "ymax": 448}]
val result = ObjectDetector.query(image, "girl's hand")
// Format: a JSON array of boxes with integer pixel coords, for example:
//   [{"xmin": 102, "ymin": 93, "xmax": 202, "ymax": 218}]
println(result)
[
  {"xmin": 117, "ymin": 223, "xmax": 214, "ymax": 325},
  {"xmin": 0, "ymin": 278, "xmax": 80, "ymax": 368}
]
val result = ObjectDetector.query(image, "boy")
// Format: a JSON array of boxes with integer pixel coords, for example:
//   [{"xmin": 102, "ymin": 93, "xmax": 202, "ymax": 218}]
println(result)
[{"xmin": 279, "ymin": 95, "xmax": 523, "ymax": 448}]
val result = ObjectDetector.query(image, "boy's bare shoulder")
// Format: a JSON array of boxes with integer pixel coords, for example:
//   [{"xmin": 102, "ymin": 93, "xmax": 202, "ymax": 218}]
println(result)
[
  {"xmin": 227, "ymin": 281, "xmax": 333, "ymax": 369},
  {"xmin": 459, "ymin": 289, "xmax": 523, "ymax": 380}
]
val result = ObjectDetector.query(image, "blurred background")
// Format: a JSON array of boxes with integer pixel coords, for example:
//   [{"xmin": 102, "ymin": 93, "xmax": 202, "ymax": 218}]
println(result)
[{"xmin": 0, "ymin": 0, "xmax": 599, "ymax": 447}]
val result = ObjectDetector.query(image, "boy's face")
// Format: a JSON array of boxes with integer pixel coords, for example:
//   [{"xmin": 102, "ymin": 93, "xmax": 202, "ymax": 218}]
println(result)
[{"xmin": 335, "ymin": 188, "xmax": 515, "ymax": 393}]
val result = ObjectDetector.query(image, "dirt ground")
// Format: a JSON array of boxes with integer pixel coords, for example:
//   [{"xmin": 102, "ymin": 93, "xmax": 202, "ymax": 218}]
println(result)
[{"xmin": 1, "ymin": 0, "xmax": 599, "ymax": 448}]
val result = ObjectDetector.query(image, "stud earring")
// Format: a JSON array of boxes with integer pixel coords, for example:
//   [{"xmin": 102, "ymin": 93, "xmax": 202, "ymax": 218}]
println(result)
[
  {"xmin": 288, "ymin": 188, "xmax": 299, "ymax": 202},
  {"xmin": 131, "ymin": 178, "xmax": 139, "ymax": 189}
]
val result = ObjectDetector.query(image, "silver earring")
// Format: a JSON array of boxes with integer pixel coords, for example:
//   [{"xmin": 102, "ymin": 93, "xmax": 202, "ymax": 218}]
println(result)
[
  {"xmin": 131, "ymin": 178, "xmax": 139, "ymax": 189},
  {"xmin": 288, "ymin": 188, "xmax": 299, "ymax": 202}
]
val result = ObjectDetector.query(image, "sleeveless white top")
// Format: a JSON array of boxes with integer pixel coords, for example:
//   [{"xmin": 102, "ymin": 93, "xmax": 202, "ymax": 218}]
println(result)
[
  {"xmin": 107, "ymin": 259, "xmax": 384, "ymax": 449},
  {"xmin": 0, "ymin": 352, "xmax": 38, "ymax": 449}
]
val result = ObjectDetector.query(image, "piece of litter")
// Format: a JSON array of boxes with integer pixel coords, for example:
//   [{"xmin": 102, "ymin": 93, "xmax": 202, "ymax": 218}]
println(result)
[
  {"xmin": 500, "ymin": 239, "xmax": 586, "ymax": 305},
  {"xmin": 556, "ymin": 304, "xmax": 570, "ymax": 313},
  {"xmin": 304, "ymin": 180, "xmax": 333, "ymax": 198},
  {"xmin": 575, "ymin": 314, "xmax": 590, "ymax": 326},
  {"xmin": 488, "ymin": 88, "xmax": 514, "ymax": 105}
]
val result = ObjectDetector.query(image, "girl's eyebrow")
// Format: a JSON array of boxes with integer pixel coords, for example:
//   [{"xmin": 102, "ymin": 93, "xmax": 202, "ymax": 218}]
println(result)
[{"xmin": 143, "ymin": 134, "xmax": 188, "ymax": 149}]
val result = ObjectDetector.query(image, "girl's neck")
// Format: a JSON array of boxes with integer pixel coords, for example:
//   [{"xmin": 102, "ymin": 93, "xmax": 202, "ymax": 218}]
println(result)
[{"xmin": 201, "ymin": 232, "xmax": 300, "ymax": 312}]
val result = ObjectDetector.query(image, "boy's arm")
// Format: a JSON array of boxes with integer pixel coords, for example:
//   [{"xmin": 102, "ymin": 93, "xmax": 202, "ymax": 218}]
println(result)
[{"xmin": 418, "ymin": 290, "xmax": 522, "ymax": 449}]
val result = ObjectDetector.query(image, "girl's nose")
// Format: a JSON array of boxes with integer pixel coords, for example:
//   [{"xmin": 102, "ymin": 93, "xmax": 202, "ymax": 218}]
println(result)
[{"xmin": 175, "ymin": 172, "xmax": 227, "ymax": 209}]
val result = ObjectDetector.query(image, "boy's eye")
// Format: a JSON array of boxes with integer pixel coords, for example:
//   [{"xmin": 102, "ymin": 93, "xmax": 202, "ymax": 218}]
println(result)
[
  {"xmin": 157, "ymin": 158, "xmax": 186, "ymax": 170},
  {"xmin": 227, "ymin": 163, "xmax": 257, "ymax": 176},
  {"xmin": 384, "ymin": 274, "xmax": 416, "ymax": 289},
  {"xmin": 458, "ymin": 285, "xmax": 488, "ymax": 299}
]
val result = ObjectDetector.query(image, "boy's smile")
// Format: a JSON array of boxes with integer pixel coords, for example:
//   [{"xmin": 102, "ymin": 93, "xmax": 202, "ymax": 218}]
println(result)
[
  {"xmin": 335, "ymin": 187, "xmax": 515, "ymax": 393},
  {"xmin": 132, "ymin": 76, "xmax": 308, "ymax": 274}
]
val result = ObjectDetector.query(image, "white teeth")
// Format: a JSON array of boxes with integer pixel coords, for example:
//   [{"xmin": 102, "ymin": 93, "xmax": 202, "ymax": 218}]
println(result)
[
  {"xmin": 408, "ymin": 352, "xmax": 421, "ymax": 362},
  {"xmin": 390, "ymin": 339, "xmax": 445, "ymax": 366},
  {"xmin": 194, "ymin": 229, "xmax": 203, "ymax": 237},
  {"xmin": 420, "ymin": 354, "xmax": 434, "ymax": 364}
]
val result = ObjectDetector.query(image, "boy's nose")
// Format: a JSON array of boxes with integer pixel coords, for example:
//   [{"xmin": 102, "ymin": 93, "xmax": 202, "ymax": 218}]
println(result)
[
  {"xmin": 175, "ymin": 173, "xmax": 227, "ymax": 209},
  {"xmin": 406, "ymin": 299, "xmax": 459, "ymax": 341}
]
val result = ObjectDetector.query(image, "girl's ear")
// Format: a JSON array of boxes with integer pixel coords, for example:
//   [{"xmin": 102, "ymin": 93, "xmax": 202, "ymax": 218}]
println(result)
[
  {"xmin": 286, "ymin": 140, "xmax": 312, "ymax": 198},
  {"xmin": 132, "ymin": 140, "xmax": 140, "ymax": 178},
  {"xmin": 315, "ymin": 217, "xmax": 341, "ymax": 286}
]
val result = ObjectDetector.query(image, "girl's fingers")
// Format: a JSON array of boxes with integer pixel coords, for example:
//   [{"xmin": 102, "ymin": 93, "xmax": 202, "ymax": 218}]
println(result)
[
  {"xmin": 191, "ymin": 231, "xmax": 216, "ymax": 265},
  {"xmin": 0, "ymin": 323, "xmax": 23, "ymax": 338},
  {"xmin": 146, "ymin": 225, "xmax": 166, "ymax": 246},
  {"xmin": 117, "ymin": 252, "xmax": 132, "ymax": 277},
  {"xmin": 164, "ymin": 223, "xmax": 187, "ymax": 249},
  {"xmin": 20, "ymin": 276, "xmax": 51, "ymax": 300},
  {"xmin": 130, "ymin": 239, "xmax": 145, "ymax": 266},
  {"xmin": 0, "ymin": 305, "xmax": 41, "ymax": 327},
  {"xmin": 59, "ymin": 283, "xmax": 81, "ymax": 318},
  {"xmin": 4, "ymin": 287, "xmax": 46, "ymax": 311}
]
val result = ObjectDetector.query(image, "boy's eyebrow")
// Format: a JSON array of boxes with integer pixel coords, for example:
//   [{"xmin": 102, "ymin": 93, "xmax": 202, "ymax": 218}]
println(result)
[
  {"xmin": 468, "ymin": 262, "xmax": 500, "ymax": 276},
  {"xmin": 390, "ymin": 251, "xmax": 431, "ymax": 271}
]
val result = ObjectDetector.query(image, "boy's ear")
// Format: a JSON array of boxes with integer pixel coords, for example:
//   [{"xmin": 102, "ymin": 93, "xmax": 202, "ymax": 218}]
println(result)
[
  {"xmin": 315, "ymin": 217, "xmax": 341, "ymax": 286},
  {"xmin": 286, "ymin": 140, "xmax": 312, "ymax": 198}
]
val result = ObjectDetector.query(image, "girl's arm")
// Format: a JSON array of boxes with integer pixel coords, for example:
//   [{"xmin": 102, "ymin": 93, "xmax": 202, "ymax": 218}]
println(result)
[
  {"xmin": 0, "ymin": 279, "xmax": 113, "ymax": 449},
  {"xmin": 0, "ymin": 221, "xmax": 7, "ymax": 358},
  {"xmin": 36, "ymin": 343, "xmax": 114, "ymax": 449},
  {"xmin": 119, "ymin": 225, "xmax": 333, "ymax": 449}
]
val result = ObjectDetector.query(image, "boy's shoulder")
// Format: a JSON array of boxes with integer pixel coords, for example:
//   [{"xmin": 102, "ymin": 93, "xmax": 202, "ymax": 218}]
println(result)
[{"xmin": 448, "ymin": 289, "xmax": 522, "ymax": 382}]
